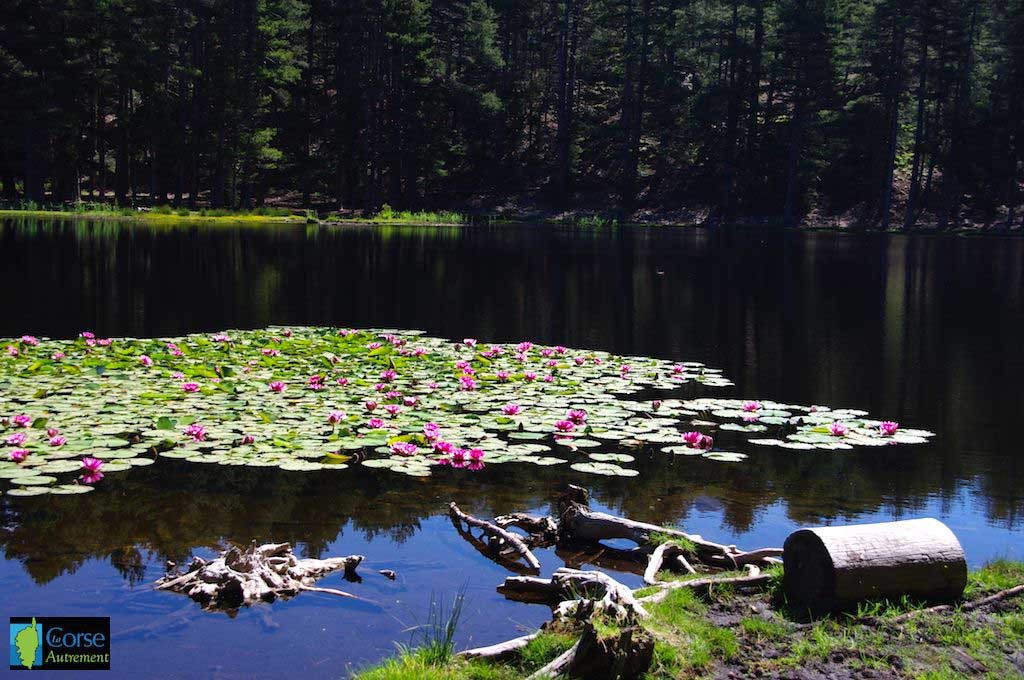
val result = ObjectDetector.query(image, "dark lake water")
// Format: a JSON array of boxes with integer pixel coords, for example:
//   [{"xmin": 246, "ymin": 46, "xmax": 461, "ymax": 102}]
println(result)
[{"xmin": 1, "ymin": 216, "xmax": 1023, "ymax": 677}]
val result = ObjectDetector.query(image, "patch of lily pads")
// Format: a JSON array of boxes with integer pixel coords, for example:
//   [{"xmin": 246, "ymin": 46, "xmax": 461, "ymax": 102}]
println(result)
[{"xmin": 0, "ymin": 329, "xmax": 932, "ymax": 494}]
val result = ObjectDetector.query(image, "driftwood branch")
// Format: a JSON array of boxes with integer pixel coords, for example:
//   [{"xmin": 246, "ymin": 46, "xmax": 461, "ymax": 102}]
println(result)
[
  {"xmin": 861, "ymin": 584, "xmax": 1024, "ymax": 626},
  {"xmin": 638, "ymin": 566, "xmax": 770, "ymax": 605},
  {"xmin": 449, "ymin": 502, "xmax": 542, "ymax": 573},
  {"xmin": 155, "ymin": 542, "xmax": 367, "ymax": 612},
  {"xmin": 500, "ymin": 567, "xmax": 649, "ymax": 621},
  {"xmin": 457, "ymin": 632, "xmax": 541, "ymax": 660}
]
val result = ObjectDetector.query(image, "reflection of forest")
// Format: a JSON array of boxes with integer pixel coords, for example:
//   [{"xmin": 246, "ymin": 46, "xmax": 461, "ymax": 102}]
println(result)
[
  {"xmin": 1, "ymin": 218, "xmax": 1021, "ymax": 583},
  {"xmin": 1, "ymin": 438, "xmax": 1014, "ymax": 586}
]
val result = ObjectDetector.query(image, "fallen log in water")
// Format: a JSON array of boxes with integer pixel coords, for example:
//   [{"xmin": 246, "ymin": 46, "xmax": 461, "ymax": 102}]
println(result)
[
  {"xmin": 783, "ymin": 518, "xmax": 967, "ymax": 612},
  {"xmin": 500, "ymin": 567, "xmax": 649, "ymax": 620},
  {"xmin": 557, "ymin": 485, "xmax": 782, "ymax": 571},
  {"xmin": 448, "ymin": 502, "xmax": 542, "ymax": 574},
  {"xmin": 155, "ymin": 542, "xmax": 371, "ymax": 613}
]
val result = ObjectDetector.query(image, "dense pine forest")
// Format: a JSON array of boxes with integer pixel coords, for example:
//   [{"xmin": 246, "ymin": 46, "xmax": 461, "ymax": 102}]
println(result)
[{"xmin": 1, "ymin": 0, "xmax": 1022, "ymax": 228}]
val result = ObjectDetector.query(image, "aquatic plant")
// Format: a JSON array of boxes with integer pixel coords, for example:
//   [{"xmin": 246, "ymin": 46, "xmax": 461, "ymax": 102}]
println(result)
[{"xmin": 0, "ymin": 327, "xmax": 932, "ymax": 495}]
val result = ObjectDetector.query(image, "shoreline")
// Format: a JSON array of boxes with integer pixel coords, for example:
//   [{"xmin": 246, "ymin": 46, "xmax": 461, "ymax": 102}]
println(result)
[{"xmin": 3, "ymin": 207, "xmax": 1023, "ymax": 237}]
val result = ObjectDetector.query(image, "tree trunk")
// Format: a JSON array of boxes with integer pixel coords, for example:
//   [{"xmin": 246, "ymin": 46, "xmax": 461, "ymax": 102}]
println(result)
[
  {"xmin": 879, "ymin": 20, "xmax": 905, "ymax": 230},
  {"xmin": 903, "ymin": 12, "xmax": 929, "ymax": 231},
  {"xmin": 782, "ymin": 518, "xmax": 967, "ymax": 612}
]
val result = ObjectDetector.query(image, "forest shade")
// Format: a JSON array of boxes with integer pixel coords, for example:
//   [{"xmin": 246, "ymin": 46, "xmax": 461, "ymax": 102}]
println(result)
[{"xmin": 0, "ymin": 0, "xmax": 1021, "ymax": 228}]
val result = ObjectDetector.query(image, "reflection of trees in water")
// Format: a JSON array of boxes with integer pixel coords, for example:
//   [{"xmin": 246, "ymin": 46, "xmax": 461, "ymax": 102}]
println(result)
[
  {"xmin": 3, "ymin": 438, "xmax": 1016, "ymax": 586},
  {"xmin": 1, "ymin": 219, "xmax": 1022, "ymax": 580}
]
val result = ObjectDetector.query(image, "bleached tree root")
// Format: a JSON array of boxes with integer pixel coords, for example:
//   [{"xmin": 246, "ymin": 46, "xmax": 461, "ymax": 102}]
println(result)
[
  {"xmin": 155, "ymin": 542, "xmax": 369, "ymax": 613},
  {"xmin": 500, "ymin": 567, "xmax": 649, "ymax": 621},
  {"xmin": 457, "ymin": 632, "xmax": 541, "ymax": 660},
  {"xmin": 449, "ymin": 502, "xmax": 542, "ymax": 573},
  {"xmin": 638, "ymin": 565, "xmax": 770, "ymax": 605}
]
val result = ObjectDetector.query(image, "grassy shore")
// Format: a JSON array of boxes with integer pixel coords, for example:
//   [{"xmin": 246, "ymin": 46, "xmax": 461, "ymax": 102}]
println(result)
[
  {"xmin": 352, "ymin": 560, "xmax": 1024, "ymax": 679},
  {"xmin": 0, "ymin": 205, "xmax": 313, "ymax": 225},
  {"xmin": 0, "ymin": 203, "xmax": 470, "ymax": 227}
]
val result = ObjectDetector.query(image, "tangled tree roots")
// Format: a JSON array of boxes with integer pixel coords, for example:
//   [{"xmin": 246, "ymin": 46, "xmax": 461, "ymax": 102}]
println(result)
[
  {"xmin": 448, "ymin": 486, "xmax": 784, "ymax": 678},
  {"xmin": 156, "ymin": 542, "xmax": 369, "ymax": 613}
]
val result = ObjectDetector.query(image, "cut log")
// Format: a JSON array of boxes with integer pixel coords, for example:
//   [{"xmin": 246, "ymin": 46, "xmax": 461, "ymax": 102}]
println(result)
[{"xmin": 782, "ymin": 518, "xmax": 967, "ymax": 612}]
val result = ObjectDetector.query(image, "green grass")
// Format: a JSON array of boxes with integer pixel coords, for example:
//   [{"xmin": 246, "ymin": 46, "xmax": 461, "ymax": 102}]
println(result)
[
  {"xmin": 964, "ymin": 558, "xmax": 1024, "ymax": 597},
  {"xmin": 364, "ymin": 204, "xmax": 466, "ymax": 225},
  {"xmin": 644, "ymin": 587, "xmax": 740, "ymax": 672},
  {"xmin": 353, "ymin": 631, "xmax": 574, "ymax": 680},
  {"xmin": 0, "ymin": 203, "xmax": 307, "ymax": 224},
  {"xmin": 739, "ymin": 616, "xmax": 789, "ymax": 641}
]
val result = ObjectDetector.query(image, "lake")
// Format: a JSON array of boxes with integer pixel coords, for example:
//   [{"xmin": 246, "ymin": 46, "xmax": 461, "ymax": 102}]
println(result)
[{"xmin": 1, "ymin": 217, "xmax": 1022, "ymax": 678}]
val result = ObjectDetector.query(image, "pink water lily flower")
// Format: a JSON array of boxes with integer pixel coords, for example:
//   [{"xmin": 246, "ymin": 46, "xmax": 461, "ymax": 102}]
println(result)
[
  {"xmin": 543, "ymin": 374, "xmax": 555, "ymax": 383},
  {"xmin": 9, "ymin": 449, "xmax": 29, "ymax": 463},
  {"xmin": 555, "ymin": 420, "xmax": 575, "ymax": 433},
  {"xmin": 879, "ymin": 421, "xmax": 899, "ymax": 436},
  {"xmin": 79, "ymin": 331, "xmax": 95, "ymax": 340},
  {"xmin": 79, "ymin": 472, "xmax": 104, "ymax": 485},
  {"xmin": 5, "ymin": 432, "xmax": 27, "ymax": 446},
  {"xmin": 374, "ymin": 383, "xmax": 388, "ymax": 392},
  {"xmin": 502, "ymin": 404, "xmax": 521, "ymax": 416},
  {"xmin": 327, "ymin": 411, "xmax": 345, "ymax": 425},
  {"xmin": 261, "ymin": 348, "xmax": 280, "ymax": 357},
  {"xmin": 12, "ymin": 414, "xmax": 32, "ymax": 428},
  {"xmin": 6, "ymin": 346, "xmax": 19, "ymax": 357},
  {"xmin": 468, "ymin": 461, "xmax": 485, "ymax": 471},
  {"xmin": 49, "ymin": 435, "xmax": 67, "ymax": 447},
  {"xmin": 516, "ymin": 342, "xmax": 533, "ymax": 353},
  {"xmin": 423, "ymin": 423, "xmax": 441, "ymax": 440},
  {"xmin": 269, "ymin": 381, "xmax": 287, "ymax": 393},
  {"xmin": 574, "ymin": 357, "xmax": 586, "ymax": 366},
  {"xmin": 742, "ymin": 400, "xmax": 762, "ymax": 412},
  {"xmin": 380, "ymin": 369, "xmax": 397, "ymax": 382},
  {"xmin": 434, "ymin": 440, "xmax": 454, "ymax": 455},
  {"xmin": 307, "ymin": 374, "xmax": 325, "ymax": 389},
  {"xmin": 403, "ymin": 396, "xmax": 418, "ymax": 407},
  {"xmin": 366, "ymin": 342, "xmax": 383, "ymax": 350},
  {"xmin": 383, "ymin": 404, "xmax": 402, "ymax": 417},
  {"xmin": 496, "ymin": 370, "xmax": 511, "ymax": 382},
  {"xmin": 828, "ymin": 422, "xmax": 848, "ymax": 437},
  {"xmin": 567, "ymin": 409, "xmax": 587, "ymax": 425},
  {"xmin": 46, "ymin": 428, "xmax": 60, "ymax": 438},
  {"xmin": 451, "ymin": 448, "xmax": 467, "ymax": 463},
  {"xmin": 385, "ymin": 390, "xmax": 402, "ymax": 400},
  {"xmin": 652, "ymin": 400, "xmax": 663, "ymax": 411},
  {"xmin": 183, "ymin": 424, "xmax": 207, "ymax": 441},
  {"xmin": 182, "ymin": 382, "xmax": 200, "ymax": 393},
  {"xmin": 51, "ymin": 352, "xmax": 65, "ymax": 360},
  {"xmin": 619, "ymin": 364, "xmax": 632, "ymax": 375},
  {"xmin": 524, "ymin": 372, "xmax": 537, "ymax": 382},
  {"xmin": 367, "ymin": 418, "xmax": 385, "ymax": 429},
  {"xmin": 337, "ymin": 328, "xmax": 354, "ymax": 336},
  {"xmin": 336, "ymin": 377, "xmax": 349, "ymax": 386},
  {"xmin": 459, "ymin": 376, "xmax": 477, "ymax": 391},
  {"xmin": 81, "ymin": 457, "xmax": 104, "ymax": 473},
  {"xmin": 364, "ymin": 400, "xmax": 378, "ymax": 412},
  {"xmin": 97, "ymin": 338, "xmax": 112, "ymax": 346},
  {"xmin": 545, "ymin": 359, "xmax": 558, "ymax": 368},
  {"xmin": 468, "ymin": 448, "xmax": 484, "ymax": 461},
  {"xmin": 391, "ymin": 442, "xmax": 419, "ymax": 456},
  {"xmin": 682, "ymin": 431, "xmax": 713, "ymax": 449},
  {"xmin": 139, "ymin": 355, "xmax": 154, "ymax": 367},
  {"xmin": 463, "ymin": 338, "xmax": 477, "ymax": 347},
  {"xmin": 21, "ymin": 335, "xmax": 39, "ymax": 346},
  {"xmin": 212, "ymin": 333, "xmax": 230, "ymax": 342},
  {"xmin": 241, "ymin": 434, "xmax": 256, "ymax": 445},
  {"xmin": 540, "ymin": 348, "xmax": 554, "ymax": 358}
]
